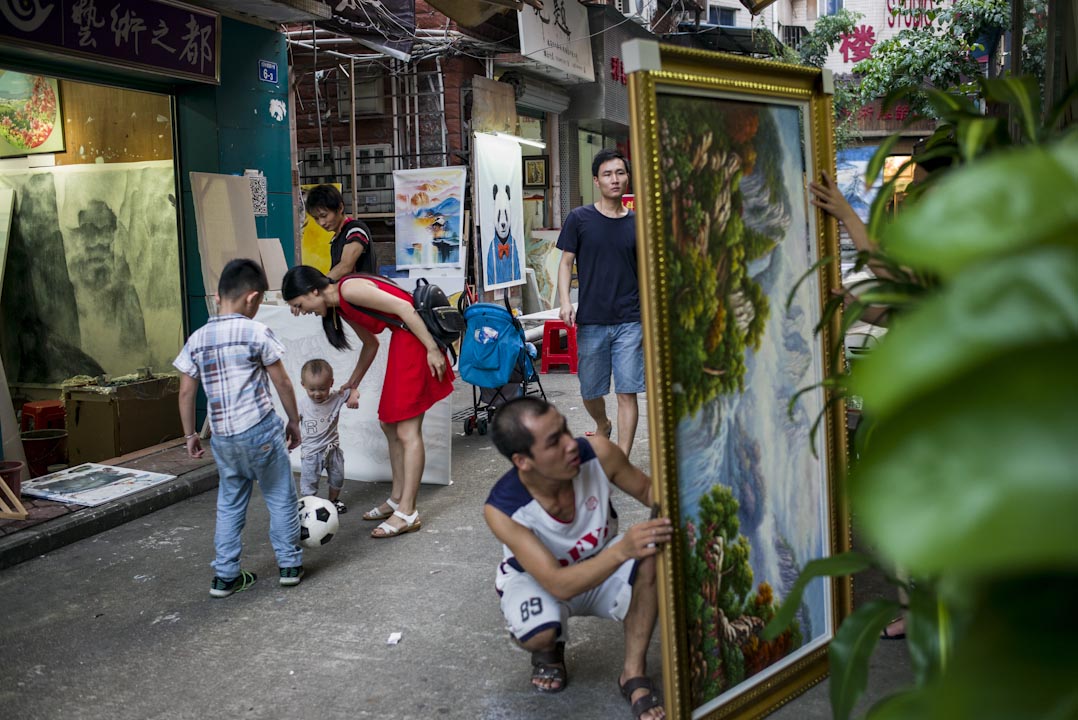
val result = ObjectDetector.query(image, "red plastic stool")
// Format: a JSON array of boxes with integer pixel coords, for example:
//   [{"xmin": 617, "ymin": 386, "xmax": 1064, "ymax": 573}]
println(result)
[
  {"xmin": 540, "ymin": 320, "xmax": 578, "ymax": 374},
  {"xmin": 20, "ymin": 400, "xmax": 66, "ymax": 432}
]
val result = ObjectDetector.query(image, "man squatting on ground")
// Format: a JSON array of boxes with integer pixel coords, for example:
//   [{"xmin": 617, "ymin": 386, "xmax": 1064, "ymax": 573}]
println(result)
[
  {"xmin": 484, "ymin": 397, "xmax": 673, "ymax": 720},
  {"xmin": 557, "ymin": 148, "xmax": 645, "ymax": 459}
]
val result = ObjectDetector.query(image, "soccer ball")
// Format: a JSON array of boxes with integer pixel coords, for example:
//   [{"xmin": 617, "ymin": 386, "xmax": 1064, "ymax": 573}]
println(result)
[{"xmin": 298, "ymin": 495, "xmax": 339, "ymax": 548}]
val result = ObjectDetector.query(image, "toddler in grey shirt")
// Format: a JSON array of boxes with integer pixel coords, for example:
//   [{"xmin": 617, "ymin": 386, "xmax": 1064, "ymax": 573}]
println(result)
[{"xmin": 298, "ymin": 359, "xmax": 356, "ymax": 514}]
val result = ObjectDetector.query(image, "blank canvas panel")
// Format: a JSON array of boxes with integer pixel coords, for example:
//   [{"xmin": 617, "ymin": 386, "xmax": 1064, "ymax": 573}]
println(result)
[{"xmin": 190, "ymin": 172, "xmax": 261, "ymax": 295}]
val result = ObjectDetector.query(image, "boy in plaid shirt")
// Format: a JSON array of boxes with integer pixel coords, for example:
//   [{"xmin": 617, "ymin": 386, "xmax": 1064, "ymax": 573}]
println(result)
[{"xmin": 174, "ymin": 259, "xmax": 304, "ymax": 597}]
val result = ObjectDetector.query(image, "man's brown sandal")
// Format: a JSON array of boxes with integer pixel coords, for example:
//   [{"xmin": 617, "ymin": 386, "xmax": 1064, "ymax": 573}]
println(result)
[
  {"xmin": 619, "ymin": 676, "xmax": 662, "ymax": 719},
  {"xmin": 530, "ymin": 641, "xmax": 568, "ymax": 694}
]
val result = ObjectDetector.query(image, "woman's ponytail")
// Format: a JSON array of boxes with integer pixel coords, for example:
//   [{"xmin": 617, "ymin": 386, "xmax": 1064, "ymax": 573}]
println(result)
[{"xmin": 322, "ymin": 307, "xmax": 350, "ymax": 350}]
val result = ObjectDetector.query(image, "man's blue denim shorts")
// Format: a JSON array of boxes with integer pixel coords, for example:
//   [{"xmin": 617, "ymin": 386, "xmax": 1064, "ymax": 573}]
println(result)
[{"xmin": 576, "ymin": 322, "xmax": 645, "ymax": 400}]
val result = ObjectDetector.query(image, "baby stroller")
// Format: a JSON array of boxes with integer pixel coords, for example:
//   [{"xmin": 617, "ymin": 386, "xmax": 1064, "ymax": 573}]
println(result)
[{"xmin": 457, "ymin": 301, "xmax": 545, "ymax": 435}]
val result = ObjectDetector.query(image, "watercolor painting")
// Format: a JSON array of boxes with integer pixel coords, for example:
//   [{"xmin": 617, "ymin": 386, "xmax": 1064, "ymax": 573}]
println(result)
[{"xmin": 393, "ymin": 166, "xmax": 466, "ymax": 268}]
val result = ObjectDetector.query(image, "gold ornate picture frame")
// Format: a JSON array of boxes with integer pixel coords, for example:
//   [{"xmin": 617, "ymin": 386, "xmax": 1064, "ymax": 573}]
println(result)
[{"xmin": 625, "ymin": 41, "xmax": 851, "ymax": 719}]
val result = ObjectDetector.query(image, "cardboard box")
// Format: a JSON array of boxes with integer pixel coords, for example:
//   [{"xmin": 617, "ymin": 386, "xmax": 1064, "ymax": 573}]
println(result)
[{"xmin": 64, "ymin": 376, "xmax": 182, "ymax": 464}]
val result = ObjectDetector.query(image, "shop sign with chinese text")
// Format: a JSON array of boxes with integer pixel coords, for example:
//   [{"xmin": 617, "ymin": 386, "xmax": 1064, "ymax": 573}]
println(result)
[
  {"xmin": 517, "ymin": 0, "xmax": 595, "ymax": 82},
  {"xmin": 0, "ymin": 0, "xmax": 220, "ymax": 84}
]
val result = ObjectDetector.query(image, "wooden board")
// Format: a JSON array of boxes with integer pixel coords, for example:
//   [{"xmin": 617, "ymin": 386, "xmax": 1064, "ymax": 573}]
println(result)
[{"xmin": 190, "ymin": 172, "xmax": 261, "ymax": 296}]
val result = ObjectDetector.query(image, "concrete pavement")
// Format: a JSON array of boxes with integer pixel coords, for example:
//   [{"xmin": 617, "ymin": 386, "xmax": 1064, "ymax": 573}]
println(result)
[{"xmin": 0, "ymin": 372, "xmax": 911, "ymax": 719}]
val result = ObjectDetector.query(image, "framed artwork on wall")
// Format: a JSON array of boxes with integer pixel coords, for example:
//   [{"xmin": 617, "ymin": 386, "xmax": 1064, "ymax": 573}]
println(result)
[
  {"xmin": 626, "ymin": 41, "xmax": 851, "ymax": 719},
  {"xmin": 0, "ymin": 71, "xmax": 65, "ymax": 158},
  {"xmin": 523, "ymin": 155, "xmax": 549, "ymax": 188}
]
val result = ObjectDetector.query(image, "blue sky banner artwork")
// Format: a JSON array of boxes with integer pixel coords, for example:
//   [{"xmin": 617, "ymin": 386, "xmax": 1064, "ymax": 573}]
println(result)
[{"xmin": 393, "ymin": 166, "xmax": 467, "ymax": 268}]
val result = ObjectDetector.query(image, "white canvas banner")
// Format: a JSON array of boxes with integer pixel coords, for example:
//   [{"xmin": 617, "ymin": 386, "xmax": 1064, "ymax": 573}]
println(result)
[
  {"xmin": 255, "ymin": 303, "xmax": 451, "ymax": 485},
  {"xmin": 475, "ymin": 133, "xmax": 525, "ymax": 292},
  {"xmin": 517, "ymin": 0, "xmax": 595, "ymax": 82},
  {"xmin": 393, "ymin": 166, "xmax": 467, "ymax": 269}
]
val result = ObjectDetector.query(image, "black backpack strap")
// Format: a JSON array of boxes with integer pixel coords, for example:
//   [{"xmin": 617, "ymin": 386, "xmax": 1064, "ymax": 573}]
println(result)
[{"xmin": 348, "ymin": 305, "xmax": 408, "ymax": 332}]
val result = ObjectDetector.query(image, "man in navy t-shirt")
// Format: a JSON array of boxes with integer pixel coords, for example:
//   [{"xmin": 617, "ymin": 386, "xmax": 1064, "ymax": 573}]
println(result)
[{"xmin": 556, "ymin": 149, "xmax": 644, "ymax": 458}]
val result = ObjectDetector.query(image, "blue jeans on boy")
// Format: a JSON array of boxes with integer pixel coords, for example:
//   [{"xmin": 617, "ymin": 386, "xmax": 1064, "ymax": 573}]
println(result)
[{"xmin": 210, "ymin": 411, "xmax": 302, "ymax": 578}]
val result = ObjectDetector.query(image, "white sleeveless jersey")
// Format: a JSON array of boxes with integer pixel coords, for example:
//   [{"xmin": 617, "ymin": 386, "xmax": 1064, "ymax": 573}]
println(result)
[{"xmin": 486, "ymin": 438, "xmax": 619, "ymax": 593}]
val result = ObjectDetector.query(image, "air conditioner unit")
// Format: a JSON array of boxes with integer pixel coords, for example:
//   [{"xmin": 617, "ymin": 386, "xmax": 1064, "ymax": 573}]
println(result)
[
  {"xmin": 499, "ymin": 72, "xmax": 572, "ymax": 114},
  {"xmin": 613, "ymin": 0, "xmax": 643, "ymax": 16}
]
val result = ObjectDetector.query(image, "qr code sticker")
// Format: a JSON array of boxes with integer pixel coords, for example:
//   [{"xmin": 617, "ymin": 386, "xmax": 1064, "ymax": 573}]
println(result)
[{"xmin": 250, "ymin": 175, "xmax": 268, "ymax": 217}]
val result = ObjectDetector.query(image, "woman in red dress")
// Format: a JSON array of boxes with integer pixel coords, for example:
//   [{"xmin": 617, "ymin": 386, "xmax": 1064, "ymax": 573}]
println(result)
[{"xmin": 282, "ymin": 266, "xmax": 454, "ymax": 538}]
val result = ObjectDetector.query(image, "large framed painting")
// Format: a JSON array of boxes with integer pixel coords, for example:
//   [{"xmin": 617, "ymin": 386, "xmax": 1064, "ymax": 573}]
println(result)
[
  {"xmin": 625, "ymin": 42, "xmax": 851, "ymax": 718},
  {"xmin": 0, "ymin": 71, "xmax": 64, "ymax": 157}
]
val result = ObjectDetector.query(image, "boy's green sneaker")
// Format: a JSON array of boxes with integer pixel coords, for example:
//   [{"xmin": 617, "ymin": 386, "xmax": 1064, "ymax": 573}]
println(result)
[
  {"xmin": 210, "ymin": 570, "xmax": 257, "ymax": 598},
  {"xmin": 279, "ymin": 566, "xmax": 305, "ymax": 587}
]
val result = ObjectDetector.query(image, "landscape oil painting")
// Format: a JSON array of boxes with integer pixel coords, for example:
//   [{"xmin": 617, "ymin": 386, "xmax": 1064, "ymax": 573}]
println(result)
[{"xmin": 628, "ymin": 45, "xmax": 849, "ymax": 720}]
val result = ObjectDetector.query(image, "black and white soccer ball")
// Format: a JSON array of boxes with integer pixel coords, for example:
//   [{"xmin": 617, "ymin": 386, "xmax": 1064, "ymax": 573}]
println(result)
[{"xmin": 298, "ymin": 495, "xmax": 339, "ymax": 548}]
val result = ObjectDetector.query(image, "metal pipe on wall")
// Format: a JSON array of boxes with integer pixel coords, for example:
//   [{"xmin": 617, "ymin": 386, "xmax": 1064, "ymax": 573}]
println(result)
[
  {"xmin": 391, "ymin": 59, "xmax": 401, "ymax": 172},
  {"xmin": 412, "ymin": 64, "xmax": 420, "ymax": 169},
  {"xmin": 436, "ymin": 56, "xmax": 448, "ymax": 166},
  {"xmin": 287, "ymin": 38, "xmax": 381, "ymax": 62},
  {"xmin": 548, "ymin": 112, "xmax": 560, "ymax": 228},
  {"xmin": 350, "ymin": 57, "xmax": 357, "ymax": 215}
]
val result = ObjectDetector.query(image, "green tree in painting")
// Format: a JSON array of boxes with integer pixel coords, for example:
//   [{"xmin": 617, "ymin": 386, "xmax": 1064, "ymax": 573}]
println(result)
[
  {"xmin": 660, "ymin": 95, "xmax": 786, "ymax": 418},
  {"xmin": 684, "ymin": 485, "xmax": 801, "ymax": 705}
]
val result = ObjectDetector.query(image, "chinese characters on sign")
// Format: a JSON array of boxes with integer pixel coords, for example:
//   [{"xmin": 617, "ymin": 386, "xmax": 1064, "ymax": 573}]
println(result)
[
  {"xmin": 610, "ymin": 57, "xmax": 628, "ymax": 86},
  {"xmin": 839, "ymin": 25, "xmax": 876, "ymax": 63},
  {"xmin": 532, "ymin": 0, "xmax": 571, "ymax": 38},
  {"xmin": 0, "ymin": 0, "xmax": 220, "ymax": 84},
  {"xmin": 840, "ymin": 100, "xmax": 936, "ymax": 132},
  {"xmin": 517, "ymin": 0, "xmax": 595, "ymax": 82},
  {"xmin": 835, "ymin": 0, "xmax": 947, "ymax": 65}
]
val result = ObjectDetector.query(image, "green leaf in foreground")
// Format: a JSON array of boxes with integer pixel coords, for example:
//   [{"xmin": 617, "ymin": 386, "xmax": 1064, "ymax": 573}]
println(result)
[
  {"xmin": 829, "ymin": 598, "xmax": 902, "ymax": 720},
  {"xmin": 852, "ymin": 347, "xmax": 1078, "ymax": 577},
  {"xmin": 850, "ymin": 245, "xmax": 1078, "ymax": 420},
  {"xmin": 762, "ymin": 552, "xmax": 872, "ymax": 641},
  {"xmin": 882, "ymin": 135, "xmax": 1078, "ymax": 277}
]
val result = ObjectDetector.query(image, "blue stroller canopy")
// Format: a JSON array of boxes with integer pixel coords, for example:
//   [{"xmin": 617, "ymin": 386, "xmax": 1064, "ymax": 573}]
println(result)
[{"xmin": 459, "ymin": 303, "xmax": 529, "ymax": 389}]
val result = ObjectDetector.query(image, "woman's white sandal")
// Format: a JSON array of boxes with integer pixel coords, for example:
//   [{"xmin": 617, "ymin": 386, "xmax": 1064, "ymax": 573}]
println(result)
[
  {"xmin": 361, "ymin": 498, "xmax": 399, "ymax": 521},
  {"xmin": 371, "ymin": 509, "xmax": 422, "ymax": 538}
]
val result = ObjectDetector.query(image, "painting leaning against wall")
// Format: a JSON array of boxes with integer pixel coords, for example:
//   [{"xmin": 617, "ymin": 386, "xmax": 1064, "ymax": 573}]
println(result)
[{"xmin": 0, "ymin": 160, "xmax": 182, "ymax": 383}]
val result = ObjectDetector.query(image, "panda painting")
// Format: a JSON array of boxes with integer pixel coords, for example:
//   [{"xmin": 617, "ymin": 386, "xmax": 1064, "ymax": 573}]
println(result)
[
  {"xmin": 485, "ymin": 183, "xmax": 522, "ymax": 287},
  {"xmin": 475, "ymin": 132, "xmax": 525, "ymax": 291}
]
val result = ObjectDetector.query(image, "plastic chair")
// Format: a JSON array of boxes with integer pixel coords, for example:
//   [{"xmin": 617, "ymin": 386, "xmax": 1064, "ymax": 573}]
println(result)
[
  {"xmin": 540, "ymin": 320, "xmax": 578, "ymax": 374},
  {"xmin": 20, "ymin": 400, "xmax": 66, "ymax": 432}
]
